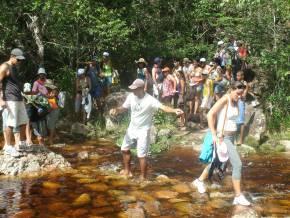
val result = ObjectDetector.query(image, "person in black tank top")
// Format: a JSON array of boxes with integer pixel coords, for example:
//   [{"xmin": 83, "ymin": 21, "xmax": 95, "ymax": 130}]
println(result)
[{"xmin": 0, "ymin": 48, "xmax": 28, "ymax": 157}]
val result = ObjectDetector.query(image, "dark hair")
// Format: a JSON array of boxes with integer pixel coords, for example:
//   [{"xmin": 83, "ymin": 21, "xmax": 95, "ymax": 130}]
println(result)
[{"xmin": 230, "ymin": 81, "xmax": 245, "ymax": 90}]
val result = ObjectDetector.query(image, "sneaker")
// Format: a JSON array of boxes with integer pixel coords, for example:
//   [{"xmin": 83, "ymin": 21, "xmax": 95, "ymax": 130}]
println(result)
[
  {"xmin": 233, "ymin": 194, "xmax": 251, "ymax": 206},
  {"xmin": 9, "ymin": 147, "xmax": 22, "ymax": 158},
  {"xmin": 192, "ymin": 179, "xmax": 206, "ymax": 194},
  {"xmin": 16, "ymin": 142, "xmax": 32, "ymax": 152},
  {"xmin": 4, "ymin": 145, "xmax": 13, "ymax": 155}
]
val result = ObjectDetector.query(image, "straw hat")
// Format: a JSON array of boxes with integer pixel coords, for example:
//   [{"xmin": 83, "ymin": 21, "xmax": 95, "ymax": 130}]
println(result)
[{"xmin": 135, "ymin": 58, "xmax": 147, "ymax": 65}]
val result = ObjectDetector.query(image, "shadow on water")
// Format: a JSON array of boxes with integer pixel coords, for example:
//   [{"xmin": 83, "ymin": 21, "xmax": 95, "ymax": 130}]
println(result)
[{"xmin": 0, "ymin": 137, "xmax": 289, "ymax": 217}]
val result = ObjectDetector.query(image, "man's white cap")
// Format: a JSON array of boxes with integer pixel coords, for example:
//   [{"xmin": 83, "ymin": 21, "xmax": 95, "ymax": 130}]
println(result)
[
  {"xmin": 200, "ymin": 58, "xmax": 206, "ymax": 62},
  {"xmin": 37, "ymin": 67, "xmax": 46, "ymax": 75},
  {"xmin": 128, "ymin": 79, "xmax": 145, "ymax": 89},
  {"xmin": 103, "ymin": 51, "xmax": 109, "ymax": 57},
  {"xmin": 77, "ymin": 68, "xmax": 85, "ymax": 76},
  {"xmin": 217, "ymin": 40, "xmax": 224, "ymax": 46}
]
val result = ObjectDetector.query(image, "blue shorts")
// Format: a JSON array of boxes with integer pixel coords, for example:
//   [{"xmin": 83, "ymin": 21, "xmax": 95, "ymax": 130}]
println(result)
[
  {"xmin": 104, "ymin": 76, "xmax": 112, "ymax": 86},
  {"xmin": 90, "ymin": 85, "xmax": 102, "ymax": 99},
  {"xmin": 236, "ymin": 99, "xmax": 245, "ymax": 124}
]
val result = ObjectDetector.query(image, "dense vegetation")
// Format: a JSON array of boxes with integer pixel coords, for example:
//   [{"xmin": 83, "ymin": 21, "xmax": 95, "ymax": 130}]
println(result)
[{"xmin": 0, "ymin": 0, "xmax": 289, "ymax": 131}]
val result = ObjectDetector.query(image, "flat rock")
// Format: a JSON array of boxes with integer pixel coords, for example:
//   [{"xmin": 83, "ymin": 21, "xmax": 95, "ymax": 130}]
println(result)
[
  {"xmin": 0, "ymin": 145, "xmax": 70, "ymax": 176},
  {"xmin": 85, "ymin": 183, "xmax": 109, "ymax": 192},
  {"xmin": 42, "ymin": 181, "xmax": 62, "ymax": 189},
  {"xmin": 154, "ymin": 190, "xmax": 178, "ymax": 199},
  {"xmin": 232, "ymin": 205, "xmax": 260, "ymax": 218},
  {"xmin": 73, "ymin": 193, "xmax": 91, "ymax": 207},
  {"xmin": 172, "ymin": 183, "xmax": 191, "ymax": 193}
]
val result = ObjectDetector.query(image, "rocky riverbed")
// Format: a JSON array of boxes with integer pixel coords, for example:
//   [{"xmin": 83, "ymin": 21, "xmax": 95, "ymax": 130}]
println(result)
[{"xmin": 0, "ymin": 135, "xmax": 289, "ymax": 217}]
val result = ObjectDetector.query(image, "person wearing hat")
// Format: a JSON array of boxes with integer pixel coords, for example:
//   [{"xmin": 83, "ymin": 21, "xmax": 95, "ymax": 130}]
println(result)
[
  {"xmin": 75, "ymin": 68, "xmax": 92, "ymax": 124},
  {"xmin": 32, "ymin": 67, "xmax": 48, "ymax": 96},
  {"xmin": 100, "ymin": 51, "xmax": 114, "ymax": 96},
  {"xmin": 109, "ymin": 79, "xmax": 183, "ymax": 181},
  {"xmin": 182, "ymin": 57, "xmax": 193, "ymax": 81},
  {"xmin": 136, "ymin": 58, "xmax": 152, "ymax": 95},
  {"xmin": 0, "ymin": 48, "xmax": 28, "ymax": 157}
]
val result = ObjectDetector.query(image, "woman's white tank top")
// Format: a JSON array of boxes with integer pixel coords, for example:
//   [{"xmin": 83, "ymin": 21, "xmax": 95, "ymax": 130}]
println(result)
[{"xmin": 217, "ymin": 95, "xmax": 239, "ymax": 133}]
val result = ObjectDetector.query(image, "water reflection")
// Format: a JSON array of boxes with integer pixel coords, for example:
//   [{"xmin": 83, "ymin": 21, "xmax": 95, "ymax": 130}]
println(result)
[{"xmin": 0, "ymin": 140, "xmax": 289, "ymax": 217}]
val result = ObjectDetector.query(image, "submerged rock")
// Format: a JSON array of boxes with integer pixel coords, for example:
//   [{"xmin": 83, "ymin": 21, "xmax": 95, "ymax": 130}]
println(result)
[
  {"xmin": 85, "ymin": 183, "xmax": 109, "ymax": 192},
  {"xmin": 42, "ymin": 181, "xmax": 62, "ymax": 189},
  {"xmin": 173, "ymin": 201, "xmax": 194, "ymax": 214},
  {"xmin": 73, "ymin": 193, "xmax": 91, "ymax": 207},
  {"xmin": 0, "ymin": 145, "xmax": 70, "ymax": 176},
  {"xmin": 154, "ymin": 190, "xmax": 178, "ymax": 199},
  {"xmin": 125, "ymin": 207, "xmax": 145, "ymax": 218},
  {"xmin": 232, "ymin": 205, "xmax": 260, "ymax": 218},
  {"xmin": 172, "ymin": 183, "xmax": 191, "ymax": 193}
]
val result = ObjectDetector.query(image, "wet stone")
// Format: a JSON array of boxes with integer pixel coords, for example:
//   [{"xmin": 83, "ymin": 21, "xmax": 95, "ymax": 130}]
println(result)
[
  {"xmin": 93, "ymin": 196, "xmax": 110, "ymax": 207},
  {"xmin": 73, "ymin": 193, "xmax": 91, "ymax": 207},
  {"xmin": 77, "ymin": 178, "xmax": 98, "ymax": 184},
  {"xmin": 172, "ymin": 201, "xmax": 194, "ymax": 214},
  {"xmin": 208, "ymin": 199, "xmax": 231, "ymax": 209},
  {"xmin": 13, "ymin": 209, "xmax": 36, "ymax": 218},
  {"xmin": 111, "ymin": 179, "xmax": 130, "ymax": 188},
  {"xmin": 66, "ymin": 208, "xmax": 89, "ymax": 217},
  {"xmin": 42, "ymin": 181, "xmax": 62, "ymax": 189},
  {"xmin": 125, "ymin": 207, "xmax": 145, "ymax": 218},
  {"xmin": 108, "ymin": 190, "xmax": 126, "ymax": 197},
  {"xmin": 117, "ymin": 195, "xmax": 137, "ymax": 204},
  {"xmin": 232, "ymin": 205, "xmax": 260, "ymax": 218},
  {"xmin": 168, "ymin": 198, "xmax": 191, "ymax": 204},
  {"xmin": 143, "ymin": 200, "xmax": 161, "ymax": 216},
  {"xmin": 47, "ymin": 202, "xmax": 70, "ymax": 213},
  {"xmin": 172, "ymin": 183, "xmax": 191, "ymax": 193},
  {"xmin": 129, "ymin": 191, "xmax": 155, "ymax": 202},
  {"xmin": 154, "ymin": 190, "xmax": 179, "ymax": 199},
  {"xmin": 86, "ymin": 183, "xmax": 109, "ymax": 192}
]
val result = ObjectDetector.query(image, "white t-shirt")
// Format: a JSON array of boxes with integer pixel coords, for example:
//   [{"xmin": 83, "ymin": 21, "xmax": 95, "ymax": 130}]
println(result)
[{"xmin": 122, "ymin": 93, "xmax": 162, "ymax": 130}]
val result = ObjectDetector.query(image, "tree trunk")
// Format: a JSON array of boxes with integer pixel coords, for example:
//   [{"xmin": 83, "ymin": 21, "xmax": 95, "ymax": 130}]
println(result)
[{"xmin": 26, "ymin": 14, "xmax": 44, "ymax": 66}]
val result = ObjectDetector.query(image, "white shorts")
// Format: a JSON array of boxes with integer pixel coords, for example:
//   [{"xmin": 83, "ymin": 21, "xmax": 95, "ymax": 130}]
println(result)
[
  {"xmin": 6, "ymin": 101, "xmax": 28, "ymax": 128},
  {"xmin": 201, "ymin": 96, "xmax": 214, "ymax": 110},
  {"xmin": 121, "ymin": 128, "xmax": 150, "ymax": 158}
]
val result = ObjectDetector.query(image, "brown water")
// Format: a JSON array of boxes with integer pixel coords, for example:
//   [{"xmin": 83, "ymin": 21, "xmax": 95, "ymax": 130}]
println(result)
[{"xmin": 0, "ymin": 138, "xmax": 289, "ymax": 217}]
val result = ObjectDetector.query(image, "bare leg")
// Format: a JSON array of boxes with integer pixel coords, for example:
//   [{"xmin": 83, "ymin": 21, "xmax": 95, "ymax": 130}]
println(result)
[
  {"xmin": 26, "ymin": 123, "xmax": 33, "ymax": 145},
  {"xmin": 5, "ymin": 127, "xmax": 13, "ymax": 146},
  {"xmin": 37, "ymin": 136, "xmax": 45, "ymax": 145},
  {"xmin": 189, "ymin": 100, "xmax": 193, "ymax": 115},
  {"xmin": 14, "ymin": 132, "xmax": 20, "ymax": 146},
  {"xmin": 198, "ymin": 165, "xmax": 210, "ymax": 181},
  {"xmin": 121, "ymin": 150, "xmax": 132, "ymax": 176},
  {"xmin": 139, "ymin": 157, "xmax": 147, "ymax": 180},
  {"xmin": 232, "ymin": 179, "xmax": 241, "ymax": 196},
  {"xmin": 194, "ymin": 96, "xmax": 200, "ymax": 115},
  {"xmin": 20, "ymin": 124, "xmax": 26, "ymax": 141}
]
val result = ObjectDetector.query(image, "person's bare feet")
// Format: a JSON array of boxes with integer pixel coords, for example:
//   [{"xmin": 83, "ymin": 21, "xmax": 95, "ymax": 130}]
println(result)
[{"xmin": 120, "ymin": 169, "xmax": 133, "ymax": 178}]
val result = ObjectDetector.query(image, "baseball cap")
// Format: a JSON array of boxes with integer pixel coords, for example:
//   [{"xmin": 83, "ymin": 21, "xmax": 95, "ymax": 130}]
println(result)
[
  {"xmin": 37, "ymin": 67, "xmax": 46, "ymax": 75},
  {"xmin": 200, "ymin": 58, "xmax": 206, "ymax": 62},
  {"xmin": 103, "ymin": 51, "xmax": 109, "ymax": 57},
  {"xmin": 128, "ymin": 79, "xmax": 145, "ymax": 90},
  {"xmin": 11, "ymin": 48, "xmax": 25, "ymax": 60},
  {"xmin": 154, "ymin": 57, "xmax": 162, "ymax": 65},
  {"xmin": 77, "ymin": 68, "xmax": 85, "ymax": 76},
  {"xmin": 217, "ymin": 40, "xmax": 224, "ymax": 46}
]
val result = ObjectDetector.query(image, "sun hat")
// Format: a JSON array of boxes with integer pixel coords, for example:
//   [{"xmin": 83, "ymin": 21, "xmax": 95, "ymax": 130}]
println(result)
[
  {"xmin": 11, "ymin": 48, "xmax": 25, "ymax": 60},
  {"xmin": 183, "ymin": 57, "xmax": 190, "ymax": 64},
  {"xmin": 162, "ymin": 67, "xmax": 170, "ymax": 72},
  {"xmin": 77, "ymin": 68, "xmax": 85, "ymax": 76},
  {"xmin": 103, "ymin": 51, "xmax": 109, "ymax": 57},
  {"xmin": 200, "ymin": 58, "xmax": 206, "ymax": 62},
  {"xmin": 37, "ymin": 67, "xmax": 46, "ymax": 75},
  {"xmin": 128, "ymin": 79, "xmax": 145, "ymax": 90},
  {"xmin": 44, "ymin": 79, "xmax": 57, "ymax": 90},
  {"xmin": 135, "ymin": 58, "xmax": 147, "ymax": 65},
  {"xmin": 217, "ymin": 40, "xmax": 224, "ymax": 46}
]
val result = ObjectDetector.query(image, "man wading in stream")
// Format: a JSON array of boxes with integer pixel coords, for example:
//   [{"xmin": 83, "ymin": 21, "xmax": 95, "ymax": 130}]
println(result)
[{"xmin": 110, "ymin": 79, "xmax": 184, "ymax": 181}]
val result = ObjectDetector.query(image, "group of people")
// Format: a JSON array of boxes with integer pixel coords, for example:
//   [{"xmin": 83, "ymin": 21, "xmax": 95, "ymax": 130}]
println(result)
[
  {"xmin": 0, "ymin": 48, "xmax": 63, "ymax": 157},
  {"xmin": 75, "ymin": 52, "xmax": 119, "ymax": 123},
  {"xmin": 109, "ymin": 37, "xmax": 251, "ymax": 206},
  {"xmin": 135, "ymin": 38, "xmax": 249, "ymax": 144}
]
